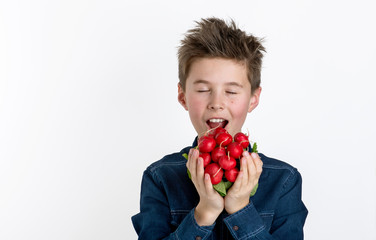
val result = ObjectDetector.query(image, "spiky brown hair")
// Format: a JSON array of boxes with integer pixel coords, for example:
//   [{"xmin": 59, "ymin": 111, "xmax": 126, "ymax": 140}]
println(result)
[{"xmin": 178, "ymin": 17, "xmax": 265, "ymax": 94}]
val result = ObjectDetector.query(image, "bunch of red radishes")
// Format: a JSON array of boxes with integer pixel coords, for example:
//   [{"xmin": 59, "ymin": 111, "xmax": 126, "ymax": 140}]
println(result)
[
  {"xmin": 196, "ymin": 127, "xmax": 254, "ymax": 186},
  {"xmin": 183, "ymin": 127, "xmax": 258, "ymax": 196}
]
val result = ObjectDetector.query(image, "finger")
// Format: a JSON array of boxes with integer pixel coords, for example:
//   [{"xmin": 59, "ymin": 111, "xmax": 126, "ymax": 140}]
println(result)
[
  {"xmin": 234, "ymin": 157, "xmax": 248, "ymax": 190},
  {"xmin": 196, "ymin": 156, "xmax": 204, "ymax": 178},
  {"xmin": 251, "ymin": 152, "xmax": 263, "ymax": 177},
  {"xmin": 188, "ymin": 149, "xmax": 199, "ymax": 179},
  {"xmin": 247, "ymin": 152, "xmax": 257, "ymax": 180},
  {"xmin": 204, "ymin": 173, "xmax": 214, "ymax": 193},
  {"xmin": 230, "ymin": 168, "xmax": 244, "ymax": 191},
  {"xmin": 190, "ymin": 156, "xmax": 205, "ymax": 190},
  {"xmin": 241, "ymin": 152, "xmax": 252, "ymax": 184}
]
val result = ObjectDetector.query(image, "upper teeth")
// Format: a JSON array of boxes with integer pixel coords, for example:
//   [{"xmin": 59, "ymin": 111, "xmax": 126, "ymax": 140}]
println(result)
[{"xmin": 209, "ymin": 119, "xmax": 225, "ymax": 123}]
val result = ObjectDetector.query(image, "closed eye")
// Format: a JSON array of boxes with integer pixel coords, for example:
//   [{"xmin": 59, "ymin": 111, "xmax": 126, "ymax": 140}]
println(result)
[{"xmin": 226, "ymin": 91, "xmax": 237, "ymax": 94}]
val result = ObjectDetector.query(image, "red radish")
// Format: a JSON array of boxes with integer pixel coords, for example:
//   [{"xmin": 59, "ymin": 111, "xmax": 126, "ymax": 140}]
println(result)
[
  {"xmin": 227, "ymin": 142, "xmax": 243, "ymax": 159},
  {"xmin": 211, "ymin": 147, "xmax": 226, "ymax": 162},
  {"xmin": 199, "ymin": 152, "xmax": 211, "ymax": 167},
  {"xmin": 198, "ymin": 136, "xmax": 216, "ymax": 153},
  {"xmin": 204, "ymin": 163, "xmax": 223, "ymax": 185},
  {"xmin": 208, "ymin": 127, "xmax": 227, "ymax": 138},
  {"xmin": 186, "ymin": 129, "xmax": 257, "ymax": 195},
  {"xmin": 215, "ymin": 132, "xmax": 232, "ymax": 146},
  {"xmin": 225, "ymin": 167, "xmax": 239, "ymax": 182},
  {"xmin": 218, "ymin": 155, "xmax": 236, "ymax": 170},
  {"xmin": 215, "ymin": 127, "xmax": 227, "ymax": 136},
  {"xmin": 234, "ymin": 132, "xmax": 249, "ymax": 148}
]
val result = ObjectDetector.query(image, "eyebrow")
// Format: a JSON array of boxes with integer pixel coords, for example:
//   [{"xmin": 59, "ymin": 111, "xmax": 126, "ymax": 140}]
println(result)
[{"xmin": 193, "ymin": 79, "xmax": 243, "ymax": 88}]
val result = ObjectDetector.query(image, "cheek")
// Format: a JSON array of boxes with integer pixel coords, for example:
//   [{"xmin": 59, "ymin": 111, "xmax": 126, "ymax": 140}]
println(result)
[
  {"xmin": 231, "ymin": 100, "xmax": 250, "ymax": 117},
  {"xmin": 186, "ymin": 95, "xmax": 204, "ymax": 114}
]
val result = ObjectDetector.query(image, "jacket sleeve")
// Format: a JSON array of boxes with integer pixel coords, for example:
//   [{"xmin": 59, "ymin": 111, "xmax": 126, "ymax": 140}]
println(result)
[
  {"xmin": 132, "ymin": 168, "xmax": 215, "ymax": 240},
  {"xmin": 223, "ymin": 168, "xmax": 308, "ymax": 240}
]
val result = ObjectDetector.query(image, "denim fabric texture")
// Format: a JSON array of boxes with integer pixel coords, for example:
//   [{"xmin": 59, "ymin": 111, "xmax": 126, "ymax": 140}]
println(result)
[{"xmin": 132, "ymin": 139, "xmax": 308, "ymax": 239}]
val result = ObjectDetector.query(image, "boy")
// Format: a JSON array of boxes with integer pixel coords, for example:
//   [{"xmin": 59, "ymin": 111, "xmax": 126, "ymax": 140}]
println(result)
[{"xmin": 132, "ymin": 17, "xmax": 308, "ymax": 239}]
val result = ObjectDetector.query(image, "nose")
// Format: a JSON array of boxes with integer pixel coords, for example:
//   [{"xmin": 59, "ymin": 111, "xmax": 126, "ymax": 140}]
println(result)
[{"xmin": 208, "ymin": 91, "xmax": 224, "ymax": 110}]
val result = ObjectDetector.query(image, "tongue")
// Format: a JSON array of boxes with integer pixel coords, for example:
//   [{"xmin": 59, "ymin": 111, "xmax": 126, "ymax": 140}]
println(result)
[{"xmin": 208, "ymin": 121, "xmax": 226, "ymax": 129}]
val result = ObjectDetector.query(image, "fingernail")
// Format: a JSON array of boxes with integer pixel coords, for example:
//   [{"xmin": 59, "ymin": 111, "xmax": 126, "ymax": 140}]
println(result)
[
  {"xmin": 243, "ymin": 151, "xmax": 250, "ymax": 157},
  {"xmin": 251, "ymin": 152, "xmax": 258, "ymax": 158},
  {"xmin": 192, "ymin": 149, "xmax": 197, "ymax": 156}
]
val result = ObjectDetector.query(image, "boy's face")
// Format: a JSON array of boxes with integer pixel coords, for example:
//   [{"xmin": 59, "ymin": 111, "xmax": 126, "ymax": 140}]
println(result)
[{"xmin": 178, "ymin": 57, "xmax": 261, "ymax": 138}]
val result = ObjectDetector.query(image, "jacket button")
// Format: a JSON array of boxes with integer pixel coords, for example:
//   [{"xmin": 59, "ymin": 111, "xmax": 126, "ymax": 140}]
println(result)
[
  {"xmin": 233, "ymin": 225, "xmax": 239, "ymax": 231},
  {"xmin": 195, "ymin": 237, "xmax": 202, "ymax": 240}
]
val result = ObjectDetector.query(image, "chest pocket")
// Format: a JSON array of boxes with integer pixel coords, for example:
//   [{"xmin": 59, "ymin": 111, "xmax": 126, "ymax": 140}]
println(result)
[{"xmin": 171, "ymin": 210, "xmax": 190, "ymax": 227}]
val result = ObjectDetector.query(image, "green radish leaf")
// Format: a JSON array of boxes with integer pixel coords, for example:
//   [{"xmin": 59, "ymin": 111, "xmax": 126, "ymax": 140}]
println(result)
[
  {"xmin": 224, "ymin": 181, "xmax": 233, "ymax": 190},
  {"xmin": 213, "ymin": 181, "xmax": 227, "ymax": 197},
  {"xmin": 250, "ymin": 183, "xmax": 258, "ymax": 197},
  {"xmin": 250, "ymin": 143, "xmax": 258, "ymax": 196},
  {"xmin": 183, "ymin": 153, "xmax": 191, "ymax": 179},
  {"xmin": 252, "ymin": 142, "xmax": 258, "ymax": 153}
]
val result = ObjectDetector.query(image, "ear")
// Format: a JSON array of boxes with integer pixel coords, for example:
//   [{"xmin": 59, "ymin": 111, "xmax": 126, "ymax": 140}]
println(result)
[
  {"xmin": 248, "ymin": 87, "xmax": 262, "ymax": 113},
  {"xmin": 178, "ymin": 83, "xmax": 188, "ymax": 111}
]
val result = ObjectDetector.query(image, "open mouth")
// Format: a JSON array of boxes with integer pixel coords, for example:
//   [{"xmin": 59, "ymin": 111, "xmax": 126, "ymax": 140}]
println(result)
[{"xmin": 206, "ymin": 118, "xmax": 228, "ymax": 130}]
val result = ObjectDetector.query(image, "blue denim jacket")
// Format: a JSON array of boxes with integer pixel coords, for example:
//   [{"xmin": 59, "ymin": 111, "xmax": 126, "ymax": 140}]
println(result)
[{"xmin": 132, "ymin": 139, "xmax": 308, "ymax": 239}]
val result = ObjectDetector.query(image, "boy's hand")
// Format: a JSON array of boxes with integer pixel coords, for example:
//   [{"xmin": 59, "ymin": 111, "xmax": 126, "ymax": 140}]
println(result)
[
  {"xmin": 224, "ymin": 151, "xmax": 263, "ymax": 214},
  {"xmin": 186, "ymin": 148, "xmax": 224, "ymax": 226}
]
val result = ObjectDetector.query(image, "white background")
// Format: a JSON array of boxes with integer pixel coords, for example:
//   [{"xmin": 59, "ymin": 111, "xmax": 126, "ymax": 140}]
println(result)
[{"xmin": 1, "ymin": 0, "xmax": 375, "ymax": 239}]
